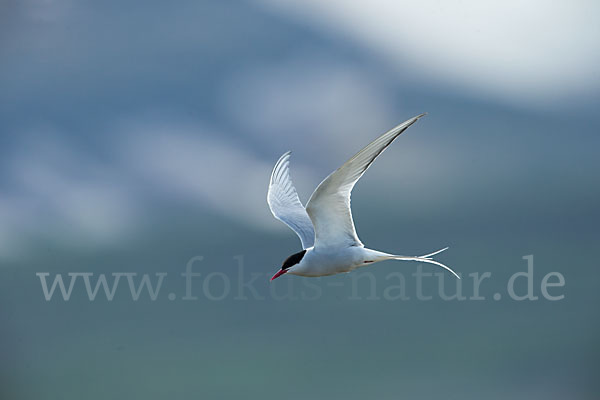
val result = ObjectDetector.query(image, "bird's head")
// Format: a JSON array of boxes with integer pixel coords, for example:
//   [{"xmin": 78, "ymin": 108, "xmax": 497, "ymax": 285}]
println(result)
[{"xmin": 270, "ymin": 249, "xmax": 307, "ymax": 280}]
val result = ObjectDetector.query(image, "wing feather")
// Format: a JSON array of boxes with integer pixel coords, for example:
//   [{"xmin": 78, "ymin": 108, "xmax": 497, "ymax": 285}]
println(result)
[
  {"xmin": 306, "ymin": 114, "xmax": 425, "ymax": 247},
  {"xmin": 267, "ymin": 151, "xmax": 315, "ymax": 249}
]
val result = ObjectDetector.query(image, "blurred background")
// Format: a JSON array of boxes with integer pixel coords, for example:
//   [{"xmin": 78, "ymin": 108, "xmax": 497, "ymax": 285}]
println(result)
[{"xmin": 1, "ymin": 0, "xmax": 599, "ymax": 399}]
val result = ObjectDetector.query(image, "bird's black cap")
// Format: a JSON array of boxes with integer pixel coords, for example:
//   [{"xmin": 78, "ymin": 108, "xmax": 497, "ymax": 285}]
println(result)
[{"xmin": 282, "ymin": 250, "xmax": 306, "ymax": 270}]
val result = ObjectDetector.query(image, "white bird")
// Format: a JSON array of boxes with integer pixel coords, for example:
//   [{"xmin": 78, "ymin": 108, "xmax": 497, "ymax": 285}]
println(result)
[{"xmin": 267, "ymin": 114, "xmax": 459, "ymax": 281}]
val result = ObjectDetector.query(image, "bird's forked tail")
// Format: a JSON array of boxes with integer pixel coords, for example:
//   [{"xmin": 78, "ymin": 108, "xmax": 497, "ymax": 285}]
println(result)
[{"xmin": 391, "ymin": 247, "xmax": 460, "ymax": 279}]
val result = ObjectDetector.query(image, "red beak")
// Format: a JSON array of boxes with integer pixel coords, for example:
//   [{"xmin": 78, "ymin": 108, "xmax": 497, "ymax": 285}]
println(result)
[{"xmin": 270, "ymin": 269, "xmax": 287, "ymax": 281}]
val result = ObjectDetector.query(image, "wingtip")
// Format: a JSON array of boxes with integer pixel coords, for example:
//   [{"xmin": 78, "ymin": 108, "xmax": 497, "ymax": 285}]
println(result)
[
  {"xmin": 270, "ymin": 151, "xmax": 293, "ymax": 185},
  {"xmin": 277, "ymin": 151, "xmax": 292, "ymax": 162},
  {"xmin": 416, "ymin": 112, "xmax": 427, "ymax": 119}
]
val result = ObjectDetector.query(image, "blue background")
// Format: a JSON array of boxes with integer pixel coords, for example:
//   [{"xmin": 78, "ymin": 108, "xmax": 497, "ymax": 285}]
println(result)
[{"xmin": 1, "ymin": 1, "xmax": 598, "ymax": 399}]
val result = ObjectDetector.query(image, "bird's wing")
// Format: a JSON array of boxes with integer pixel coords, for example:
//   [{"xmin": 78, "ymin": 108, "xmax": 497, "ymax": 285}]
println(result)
[
  {"xmin": 306, "ymin": 114, "xmax": 425, "ymax": 247},
  {"xmin": 267, "ymin": 151, "xmax": 315, "ymax": 249}
]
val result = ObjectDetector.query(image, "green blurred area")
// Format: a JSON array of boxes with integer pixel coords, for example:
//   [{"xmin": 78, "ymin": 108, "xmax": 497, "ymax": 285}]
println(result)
[{"xmin": 1, "ymin": 198, "xmax": 598, "ymax": 399}]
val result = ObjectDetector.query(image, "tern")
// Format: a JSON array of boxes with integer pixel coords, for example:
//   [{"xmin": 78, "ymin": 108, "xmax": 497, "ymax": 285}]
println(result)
[{"xmin": 267, "ymin": 114, "xmax": 459, "ymax": 281}]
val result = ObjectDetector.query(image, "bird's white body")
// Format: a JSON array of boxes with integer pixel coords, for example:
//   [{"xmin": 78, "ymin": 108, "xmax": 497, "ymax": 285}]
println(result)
[
  {"xmin": 267, "ymin": 114, "xmax": 459, "ymax": 280},
  {"xmin": 287, "ymin": 245, "xmax": 382, "ymax": 277},
  {"xmin": 287, "ymin": 245, "xmax": 450, "ymax": 277}
]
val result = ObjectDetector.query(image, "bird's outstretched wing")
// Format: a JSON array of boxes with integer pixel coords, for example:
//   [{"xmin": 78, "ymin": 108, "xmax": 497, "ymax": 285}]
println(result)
[
  {"xmin": 267, "ymin": 151, "xmax": 315, "ymax": 249},
  {"xmin": 306, "ymin": 114, "xmax": 425, "ymax": 247}
]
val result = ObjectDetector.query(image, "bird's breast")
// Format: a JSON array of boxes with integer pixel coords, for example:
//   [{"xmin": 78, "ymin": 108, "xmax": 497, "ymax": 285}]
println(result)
[{"xmin": 294, "ymin": 246, "xmax": 367, "ymax": 277}]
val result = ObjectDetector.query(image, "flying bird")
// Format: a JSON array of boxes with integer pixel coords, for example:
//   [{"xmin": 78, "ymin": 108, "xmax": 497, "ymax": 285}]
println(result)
[{"xmin": 267, "ymin": 114, "xmax": 459, "ymax": 281}]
